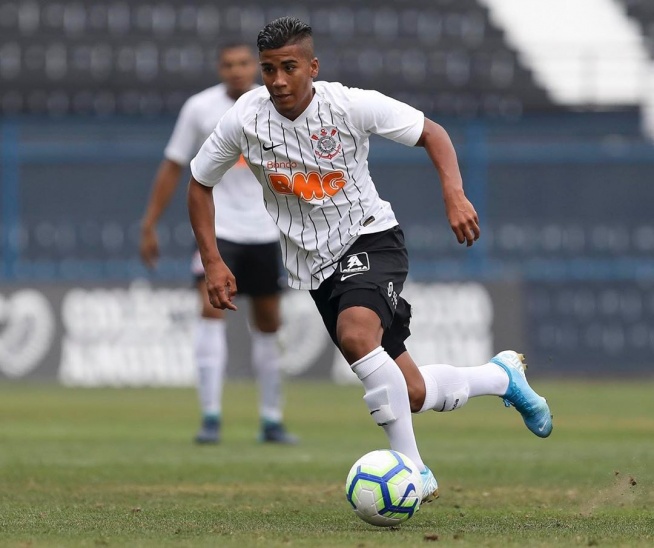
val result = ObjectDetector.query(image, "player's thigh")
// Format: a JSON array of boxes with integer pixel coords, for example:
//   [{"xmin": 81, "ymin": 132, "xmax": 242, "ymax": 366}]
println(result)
[
  {"xmin": 310, "ymin": 227, "xmax": 412, "ymax": 361},
  {"xmin": 335, "ymin": 227, "xmax": 411, "ymax": 359}
]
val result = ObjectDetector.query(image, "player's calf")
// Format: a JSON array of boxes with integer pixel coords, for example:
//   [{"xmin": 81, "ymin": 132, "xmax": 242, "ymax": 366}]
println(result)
[{"xmin": 417, "ymin": 364, "xmax": 470, "ymax": 413}]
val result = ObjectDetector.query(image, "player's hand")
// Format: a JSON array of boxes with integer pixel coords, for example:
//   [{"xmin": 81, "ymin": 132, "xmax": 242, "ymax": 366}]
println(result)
[
  {"xmin": 205, "ymin": 260, "xmax": 238, "ymax": 311},
  {"xmin": 444, "ymin": 191, "xmax": 480, "ymax": 247},
  {"xmin": 140, "ymin": 225, "xmax": 159, "ymax": 268}
]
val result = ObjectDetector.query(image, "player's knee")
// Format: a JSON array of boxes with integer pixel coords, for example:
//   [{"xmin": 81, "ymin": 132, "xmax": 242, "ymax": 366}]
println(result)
[
  {"xmin": 253, "ymin": 316, "xmax": 280, "ymax": 333},
  {"xmin": 252, "ymin": 297, "xmax": 281, "ymax": 333},
  {"xmin": 338, "ymin": 330, "xmax": 379, "ymax": 363},
  {"xmin": 337, "ymin": 309, "xmax": 383, "ymax": 363}
]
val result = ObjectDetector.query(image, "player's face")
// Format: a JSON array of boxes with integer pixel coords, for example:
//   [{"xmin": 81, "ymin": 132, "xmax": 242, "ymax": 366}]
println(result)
[
  {"xmin": 218, "ymin": 46, "xmax": 258, "ymax": 99},
  {"xmin": 259, "ymin": 43, "xmax": 319, "ymax": 121}
]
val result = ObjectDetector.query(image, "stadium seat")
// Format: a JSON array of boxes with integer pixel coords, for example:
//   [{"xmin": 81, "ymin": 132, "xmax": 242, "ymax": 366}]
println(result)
[{"xmin": 0, "ymin": 0, "xmax": 556, "ymax": 116}]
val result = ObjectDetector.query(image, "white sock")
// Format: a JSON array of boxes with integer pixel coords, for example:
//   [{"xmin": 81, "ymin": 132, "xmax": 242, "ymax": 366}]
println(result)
[
  {"xmin": 251, "ymin": 329, "xmax": 283, "ymax": 423},
  {"xmin": 418, "ymin": 362, "xmax": 510, "ymax": 413},
  {"xmin": 194, "ymin": 318, "xmax": 227, "ymax": 418},
  {"xmin": 351, "ymin": 347, "xmax": 426, "ymax": 471}
]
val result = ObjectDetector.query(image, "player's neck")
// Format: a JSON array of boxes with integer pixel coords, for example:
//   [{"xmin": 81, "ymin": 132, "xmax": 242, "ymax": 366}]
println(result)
[
  {"xmin": 226, "ymin": 87, "xmax": 247, "ymax": 102},
  {"xmin": 272, "ymin": 88, "xmax": 316, "ymax": 122}
]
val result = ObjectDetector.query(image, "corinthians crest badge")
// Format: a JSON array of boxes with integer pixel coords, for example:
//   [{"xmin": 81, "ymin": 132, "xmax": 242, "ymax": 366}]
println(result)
[{"xmin": 311, "ymin": 127, "xmax": 342, "ymax": 160}]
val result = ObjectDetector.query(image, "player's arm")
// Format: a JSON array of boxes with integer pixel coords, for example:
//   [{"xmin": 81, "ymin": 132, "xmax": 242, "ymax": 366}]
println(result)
[
  {"xmin": 415, "ymin": 118, "xmax": 480, "ymax": 247},
  {"xmin": 187, "ymin": 107, "xmax": 243, "ymax": 311},
  {"xmin": 140, "ymin": 97, "xmax": 200, "ymax": 267},
  {"xmin": 348, "ymin": 87, "xmax": 479, "ymax": 247},
  {"xmin": 187, "ymin": 176, "xmax": 238, "ymax": 311},
  {"xmin": 139, "ymin": 159, "xmax": 183, "ymax": 267}
]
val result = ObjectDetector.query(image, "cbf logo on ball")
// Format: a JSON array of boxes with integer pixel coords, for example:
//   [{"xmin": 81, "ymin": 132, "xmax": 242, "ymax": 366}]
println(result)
[{"xmin": 312, "ymin": 127, "xmax": 342, "ymax": 160}]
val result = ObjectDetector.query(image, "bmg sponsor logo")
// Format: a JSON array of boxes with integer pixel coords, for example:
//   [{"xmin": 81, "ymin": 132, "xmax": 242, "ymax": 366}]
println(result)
[{"xmin": 268, "ymin": 170, "xmax": 346, "ymax": 201}]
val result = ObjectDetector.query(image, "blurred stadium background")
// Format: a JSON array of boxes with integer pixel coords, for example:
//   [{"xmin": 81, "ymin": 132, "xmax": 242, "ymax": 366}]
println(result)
[{"xmin": 2, "ymin": 0, "xmax": 654, "ymax": 385}]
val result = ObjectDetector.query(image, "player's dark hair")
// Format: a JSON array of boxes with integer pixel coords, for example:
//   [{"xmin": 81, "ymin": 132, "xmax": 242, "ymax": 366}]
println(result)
[
  {"xmin": 257, "ymin": 17, "xmax": 313, "ymax": 53},
  {"xmin": 216, "ymin": 40, "xmax": 255, "ymax": 58}
]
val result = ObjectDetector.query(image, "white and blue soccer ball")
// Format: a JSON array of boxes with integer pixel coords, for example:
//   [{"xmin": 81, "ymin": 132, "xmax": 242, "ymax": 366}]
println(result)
[{"xmin": 345, "ymin": 449, "xmax": 422, "ymax": 527}]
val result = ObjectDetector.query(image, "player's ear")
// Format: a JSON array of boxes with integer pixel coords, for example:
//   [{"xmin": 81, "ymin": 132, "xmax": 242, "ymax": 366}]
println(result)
[{"xmin": 310, "ymin": 57, "xmax": 319, "ymax": 79}]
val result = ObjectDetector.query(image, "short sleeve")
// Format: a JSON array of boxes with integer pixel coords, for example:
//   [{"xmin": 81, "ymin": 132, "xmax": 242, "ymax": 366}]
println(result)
[
  {"xmin": 164, "ymin": 98, "xmax": 203, "ymax": 165},
  {"xmin": 190, "ymin": 106, "xmax": 242, "ymax": 187},
  {"xmin": 348, "ymin": 89, "xmax": 424, "ymax": 146}
]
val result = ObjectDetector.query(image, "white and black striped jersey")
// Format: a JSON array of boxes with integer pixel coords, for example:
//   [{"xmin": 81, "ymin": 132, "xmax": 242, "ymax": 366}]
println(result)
[{"xmin": 190, "ymin": 81, "xmax": 424, "ymax": 290}]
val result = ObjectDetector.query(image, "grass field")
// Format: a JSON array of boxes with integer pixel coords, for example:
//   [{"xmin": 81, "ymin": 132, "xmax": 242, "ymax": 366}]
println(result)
[{"xmin": 1, "ymin": 379, "xmax": 653, "ymax": 547}]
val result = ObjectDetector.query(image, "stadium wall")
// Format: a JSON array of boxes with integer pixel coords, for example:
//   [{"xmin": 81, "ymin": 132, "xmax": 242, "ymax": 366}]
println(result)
[{"xmin": 0, "ymin": 280, "xmax": 521, "ymax": 385}]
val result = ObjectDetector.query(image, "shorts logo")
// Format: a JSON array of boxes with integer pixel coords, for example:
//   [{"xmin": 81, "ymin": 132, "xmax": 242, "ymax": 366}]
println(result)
[
  {"xmin": 340, "ymin": 252, "xmax": 369, "ymax": 274},
  {"xmin": 388, "ymin": 281, "xmax": 398, "ymax": 309},
  {"xmin": 311, "ymin": 128, "xmax": 342, "ymax": 160}
]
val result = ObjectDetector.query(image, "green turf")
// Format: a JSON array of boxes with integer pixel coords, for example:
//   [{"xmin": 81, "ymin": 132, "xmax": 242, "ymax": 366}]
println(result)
[{"xmin": 0, "ymin": 380, "xmax": 652, "ymax": 547}]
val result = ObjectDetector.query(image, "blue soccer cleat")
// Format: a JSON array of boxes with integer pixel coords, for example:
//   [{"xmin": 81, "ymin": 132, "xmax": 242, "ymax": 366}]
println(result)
[
  {"xmin": 259, "ymin": 420, "xmax": 299, "ymax": 445},
  {"xmin": 420, "ymin": 467, "xmax": 439, "ymax": 504},
  {"xmin": 490, "ymin": 351, "xmax": 553, "ymax": 438},
  {"xmin": 194, "ymin": 416, "xmax": 221, "ymax": 444}
]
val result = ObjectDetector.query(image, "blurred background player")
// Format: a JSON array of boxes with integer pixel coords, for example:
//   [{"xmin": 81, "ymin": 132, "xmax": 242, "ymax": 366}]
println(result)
[{"xmin": 139, "ymin": 42, "xmax": 297, "ymax": 445}]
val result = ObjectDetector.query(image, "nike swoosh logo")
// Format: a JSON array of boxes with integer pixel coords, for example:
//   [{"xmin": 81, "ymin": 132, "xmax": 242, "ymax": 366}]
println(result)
[
  {"xmin": 538, "ymin": 421, "xmax": 549, "ymax": 432},
  {"xmin": 262, "ymin": 143, "xmax": 282, "ymax": 151},
  {"xmin": 340, "ymin": 272, "xmax": 363, "ymax": 281}
]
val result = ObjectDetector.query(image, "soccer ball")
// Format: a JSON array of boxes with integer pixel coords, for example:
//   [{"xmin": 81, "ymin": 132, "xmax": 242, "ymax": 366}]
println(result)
[{"xmin": 345, "ymin": 449, "xmax": 422, "ymax": 527}]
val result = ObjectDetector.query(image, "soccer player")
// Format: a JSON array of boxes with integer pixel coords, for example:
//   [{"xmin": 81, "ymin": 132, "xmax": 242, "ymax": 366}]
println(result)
[
  {"xmin": 140, "ymin": 42, "xmax": 297, "ymax": 445},
  {"xmin": 187, "ymin": 18, "xmax": 552, "ymax": 501}
]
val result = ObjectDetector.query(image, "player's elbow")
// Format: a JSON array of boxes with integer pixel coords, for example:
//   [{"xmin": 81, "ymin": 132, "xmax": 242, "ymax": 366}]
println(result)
[
  {"xmin": 188, "ymin": 176, "xmax": 210, "ymax": 195},
  {"xmin": 187, "ymin": 177, "xmax": 210, "ymax": 209},
  {"xmin": 415, "ymin": 118, "xmax": 448, "ymax": 148}
]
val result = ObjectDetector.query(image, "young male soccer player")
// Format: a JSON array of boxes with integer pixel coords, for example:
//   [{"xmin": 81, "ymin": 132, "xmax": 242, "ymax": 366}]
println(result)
[
  {"xmin": 187, "ymin": 18, "xmax": 552, "ymax": 501},
  {"xmin": 140, "ymin": 42, "xmax": 297, "ymax": 445}
]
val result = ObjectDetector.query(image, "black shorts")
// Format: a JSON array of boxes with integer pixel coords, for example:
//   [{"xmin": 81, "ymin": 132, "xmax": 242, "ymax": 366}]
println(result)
[
  {"xmin": 192, "ymin": 238, "xmax": 283, "ymax": 297},
  {"xmin": 309, "ymin": 226, "xmax": 412, "ymax": 360}
]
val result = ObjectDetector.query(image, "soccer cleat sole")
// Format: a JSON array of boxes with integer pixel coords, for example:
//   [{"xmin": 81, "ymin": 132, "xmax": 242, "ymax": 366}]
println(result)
[
  {"xmin": 194, "ymin": 435, "xmax": 219, "ymax": 444},
  {"xmin": 194, "ymin": 428, "xmax": 220, "ymax": 444},
  {"xmin": 259, "ymin": 435, "xmax": 299, "ymax": 445},
  {"xmin": 421, "ymin": 489, "xmax": 440, "ymax": 504}
]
